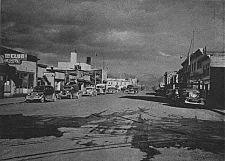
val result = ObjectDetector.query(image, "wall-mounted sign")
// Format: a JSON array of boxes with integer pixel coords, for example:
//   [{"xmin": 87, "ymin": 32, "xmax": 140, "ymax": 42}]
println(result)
[
  {"xmin": 4, "ymin": 53, "xmax": 27, "ymax": 64},
  {"xmin": 44, "ymin": 72, "xmax": 55, "ymax": 77}
]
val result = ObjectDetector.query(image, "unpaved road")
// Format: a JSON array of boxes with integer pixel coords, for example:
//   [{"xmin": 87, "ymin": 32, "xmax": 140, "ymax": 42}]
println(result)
[{"xmin": 0, "ymin": 91, "xmax": 224, "ymax": 161}]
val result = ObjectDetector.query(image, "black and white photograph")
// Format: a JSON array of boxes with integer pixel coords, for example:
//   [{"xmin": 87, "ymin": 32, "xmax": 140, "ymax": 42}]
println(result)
[{"xmin": 0, "ymin": 0, "xmax": 224, "ymax": 160}]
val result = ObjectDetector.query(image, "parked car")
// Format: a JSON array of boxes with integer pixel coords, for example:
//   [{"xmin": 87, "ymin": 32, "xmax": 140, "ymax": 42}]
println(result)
[
  {"xmin": 166, "ymin": 89, "xmax": 176, "ymax": 99},
  {"xmin": 123, "ymin": 88, "xmax": 129, "ymax": 93},
  {"xmin": 58, "ymin": 83, "xmax": 79, "ymax": 99},
  {"xmin": 25, "ymin": 85, "xmax": 56, "ymax": 103},
  {"xmin": 96, "ymin": 84, "xmax": 106, "ymax": 95},
  {"xmin": 184, "ymin": 89, "xmax": 205, "ymax": 105},
  {"xmin": 126, "ymin": 85, "xmax": 139, "ymax": 94},
  {"xmin": 133, "ymin": 87, "xmax": 139, "ymax": 94},
  {"xmin": 121, "ymin": 87, "xmax": 127, "ymax": 93},
  {"xmin": 106, "ymin": 87, "xmax": 118, "ymax": 94},
  {"xmin": 128, "ymin": 88, "xmax": 135, "ymax": 94},
  {"xmin": 83, "ymin": 87, "xmax": 97, "ymax": 96},
  {"xmin": 155, "ymin": 87, "xmax": 166, "ymax": 96}
]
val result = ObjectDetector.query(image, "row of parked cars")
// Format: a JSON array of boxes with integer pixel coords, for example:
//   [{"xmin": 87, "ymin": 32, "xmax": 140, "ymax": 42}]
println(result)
[
  {"xmin": 25, "ymin": 83, "xmax": 120, "ymax": 103},
  {"xmin": 122, "ymin": 85, "xmax": 139, "ymax": 94},
  {"xmin": 155, "ymin": 87, "xmax": 206, "ymax": 105}
]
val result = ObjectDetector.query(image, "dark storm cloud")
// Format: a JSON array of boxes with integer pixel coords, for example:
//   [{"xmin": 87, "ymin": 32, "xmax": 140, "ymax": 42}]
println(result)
[{"xmin": 1, "ymin": 0, "xmax": 225, "ymax": 76}]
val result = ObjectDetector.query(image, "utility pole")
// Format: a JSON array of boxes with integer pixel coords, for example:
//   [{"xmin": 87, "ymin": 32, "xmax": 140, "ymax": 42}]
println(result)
[
  {"xmin": 223, "ymin": 0, "xmax": 225, "ymax": 53},
  {"xmin": 192, "ymin": 30, "xmax": 195, "ymax": 53},
  {"xmin": 94, "ymin": 53, "xmax": 97, "ymax": 87},
  {"xmin": 101, "ymin": 52, "xmax": 104, "ymax": 84}
]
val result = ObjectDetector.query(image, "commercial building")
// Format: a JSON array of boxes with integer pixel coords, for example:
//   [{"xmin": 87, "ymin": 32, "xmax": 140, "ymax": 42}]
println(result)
[
  {"xmin": 106, "ymin": 78, "xmax": 137, "ymax": 89},
  {"xmin": 58, "ymin": 51, "xmax": 91, "ymax": 71},
  {"xmin": 178, "ymin": 48, "xmax": 225, "ymax": 108},
  {"xmin": 0, "ymin": 46, "xmax": 38, "ymax": 97},
  {"xmin": 37, "ymin": 64, "xmax": 48, "ymax": 86},
  {"xmin": 208, "ymin": 53, "xmax": 225, "ymax": 108},
  {"xmin": 163, "ymin": 71, "xmax": 178, "ymax": 89},
  {"xmin": 57, "ymin": 51, "xmax": 108, "ymax": 90}
]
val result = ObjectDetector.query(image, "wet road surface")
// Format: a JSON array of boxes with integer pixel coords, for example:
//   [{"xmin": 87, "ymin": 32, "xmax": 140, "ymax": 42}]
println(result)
[{"xmin": 0, "ymin": 92, "xmax": 224, "ymax": 161}]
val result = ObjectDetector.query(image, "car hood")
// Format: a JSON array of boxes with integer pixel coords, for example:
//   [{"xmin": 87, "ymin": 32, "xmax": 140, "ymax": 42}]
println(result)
[{"xmin": 30, "ymin": 91, "xmax": 44, "ymax": 95}]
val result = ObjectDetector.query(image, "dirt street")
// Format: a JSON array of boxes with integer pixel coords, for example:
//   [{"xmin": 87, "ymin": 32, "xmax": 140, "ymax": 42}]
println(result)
[{"xmin": 0, "ymin": 91, "xmax": 224, "ymax": 161}]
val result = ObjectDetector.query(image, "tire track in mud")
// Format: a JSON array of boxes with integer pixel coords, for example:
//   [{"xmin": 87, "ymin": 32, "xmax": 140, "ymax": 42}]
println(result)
[
  {"xmin": 1, "ymin": 108, "xmax": 224, "ymax": 160},
  {"xmin": 85, "ymin": 108, "xmax": 225, "ymax": 158}
]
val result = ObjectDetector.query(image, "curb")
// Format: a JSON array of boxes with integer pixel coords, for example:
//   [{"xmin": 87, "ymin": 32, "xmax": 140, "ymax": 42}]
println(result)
[
  {"xmin": 204, "ymin": 105, "xmax": 225, "ymax": 115},
  {"xmin": 0, "ymin": 101, "xmax": 25, "ymax": 107},
  {"xmin": 209, "ymin": 109, "xmax": 225, "ymax": 115}
]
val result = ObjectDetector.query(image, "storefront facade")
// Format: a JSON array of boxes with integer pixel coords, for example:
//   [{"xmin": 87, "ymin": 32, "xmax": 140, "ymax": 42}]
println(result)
[{"xmin": 0, "ymin": 46, "xmax": 38, "ymax": 97}]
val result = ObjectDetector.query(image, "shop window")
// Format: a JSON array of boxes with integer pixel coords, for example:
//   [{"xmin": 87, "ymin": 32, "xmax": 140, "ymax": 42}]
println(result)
[
  {"xmin": 28, "ymin": 73, "xmax": 34, "ymax": 88},
  {"xmin": 194, "ymin": 62, "xmax": 196, "ymax": 71},
  {"xmin": 197, "ymin": 61, "xmax": 202, "ymax": 69},
  {"xmin": 203, "ymin": 64, "xmax": 209, "ymax": 76}
]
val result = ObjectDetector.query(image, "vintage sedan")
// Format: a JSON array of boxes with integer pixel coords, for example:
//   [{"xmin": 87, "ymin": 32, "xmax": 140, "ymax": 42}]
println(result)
[
  {"xmin": 25, "ymin": 85, "xmax": 56, "ymax": 103},
  {"xmin": 96, "ymin": 84, "xmax": 106, "ymax": 95},
  {"xmin": 58, "ymin": 84, "xmax": 79, "ymax": 99},
  {"xmin": 184, "ymin": 89, "xmax": 205, "ymax": 105},
  {"xmin": 106, "ymin": 87, "xmax": 118, "ymax": 94},
  {"xmin": 128, "ymin": 88, "xmax": 135, "ymax": 94},
  {"xmin": 82, "ymin": 87, "xmax": 97, "ymax": 96}
]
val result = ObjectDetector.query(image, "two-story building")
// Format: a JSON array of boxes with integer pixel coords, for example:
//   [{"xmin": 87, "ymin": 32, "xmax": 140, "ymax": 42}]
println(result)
[
  {"xmin": 163, "ymin": 71, "xmax": 178, "ymax": 89},
  {"xmin": 178, "ymin": 48, "xmax": 225, "ymax": 108}
]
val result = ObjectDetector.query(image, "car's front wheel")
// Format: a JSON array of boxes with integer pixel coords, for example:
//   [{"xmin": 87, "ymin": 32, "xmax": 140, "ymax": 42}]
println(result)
[
  {"xmin": 53, "ymin": 94, "xmax": 57, "ymax": 102},
  {"xmin": 40, "ymin": 96, "xmax": 45, "ymax": 103}
]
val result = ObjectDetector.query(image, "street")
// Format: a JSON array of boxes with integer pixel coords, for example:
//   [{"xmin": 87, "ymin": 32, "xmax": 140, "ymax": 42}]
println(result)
[{"xmin": 0, "ymin": 91, "xmax": 224, "ymax": 161}]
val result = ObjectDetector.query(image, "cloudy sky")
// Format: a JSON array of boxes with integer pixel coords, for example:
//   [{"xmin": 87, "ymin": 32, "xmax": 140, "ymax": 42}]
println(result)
[{"xmin": 1, "ymin": 0, "xmax": 225, "ymax": 79}]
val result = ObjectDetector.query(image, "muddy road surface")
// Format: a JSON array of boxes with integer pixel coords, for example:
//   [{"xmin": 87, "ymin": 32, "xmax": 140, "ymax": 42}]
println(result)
[{"xmin": 0, "ymin": 92, "xmax": 224, "ymax": 161}]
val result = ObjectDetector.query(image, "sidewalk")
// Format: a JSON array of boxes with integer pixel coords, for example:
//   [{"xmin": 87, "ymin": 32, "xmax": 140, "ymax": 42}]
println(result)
[
  {"xmin": 212, "ymin": 109, "xmax": 225, "ymax": 115},
  {"xmin": 0, "ymin": 97, "xmax": 25, "ymax": 106},
  {"xmin": 205, "ymin": 106, "xmax": 225, "ymax": 115}
]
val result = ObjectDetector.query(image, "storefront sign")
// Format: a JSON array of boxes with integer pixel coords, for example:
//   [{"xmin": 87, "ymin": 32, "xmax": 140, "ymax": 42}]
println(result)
[
  {"xmin": 4, "ymin": 53, "xmax": 27, "ymax": 64},
  {"xmin": 44, "ymin": 72, "xmax": 55, "ymax": 77}
]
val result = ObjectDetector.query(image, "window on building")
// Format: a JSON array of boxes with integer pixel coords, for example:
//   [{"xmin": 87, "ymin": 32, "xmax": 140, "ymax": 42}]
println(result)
[
  {"xmin": 28, "ymin": 73, "xmax": 34, "ymax": 88},
  {"xmin": 197, "ymin": 61, "xmax": 201, "ymax": 69},
  {"xmin": 203, "ymin": 64, "xmax": 210, "ymax": 76}
]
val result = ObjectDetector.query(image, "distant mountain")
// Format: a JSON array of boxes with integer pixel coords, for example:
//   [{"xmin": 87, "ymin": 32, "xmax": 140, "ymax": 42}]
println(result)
[
  {"xmin": 107, "ymin": 73, "xmax": 136, "ymax": 79},
  {"xmin": 107, "ymin": 72, "xmax": 162, "ymax": 89},
  {"xmin": 137, "ymin": 73, "xmax": 163, "ymax": 89}
]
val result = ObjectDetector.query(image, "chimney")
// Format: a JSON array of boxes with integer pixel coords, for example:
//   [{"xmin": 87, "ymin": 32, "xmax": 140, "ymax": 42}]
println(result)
[{"xmin": 86, "ymin": 57, "xmax": 91, "ymax": 65}]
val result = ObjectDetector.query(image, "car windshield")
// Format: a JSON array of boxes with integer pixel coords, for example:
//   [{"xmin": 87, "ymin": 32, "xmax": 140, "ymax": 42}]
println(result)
[
  {"xmin": 33, "ymin": 86, "xmax": 45, "ymax": 91},
  {"xmin": 127, "ymin": 85, "xmax": 134, "ymax": 89},
  {"xmin": 96, "ymin": 86, "xmax": 104, "ymax": 89}
]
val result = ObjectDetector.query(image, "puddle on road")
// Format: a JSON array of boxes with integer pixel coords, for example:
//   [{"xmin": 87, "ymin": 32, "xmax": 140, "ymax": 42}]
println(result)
[
  {"xmin": 131, "ymin": 134, "xmax": 161, "ymax": 161},
  {"xmin": 0, "ymin": 114, "xmax": 101, "ymax": 139},
  {"xmin": 0, "ymin": 109, "xmax": 224, "ymax": 160},
  {"xmin": 128, "ymin": 117, "xmax": 225, "ymax": 160}
]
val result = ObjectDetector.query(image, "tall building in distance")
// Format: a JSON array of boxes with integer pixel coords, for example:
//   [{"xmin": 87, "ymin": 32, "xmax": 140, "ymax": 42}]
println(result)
[{"xmin": 58, "ymin": 51, "xmax": 78, "ymax": 69}]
